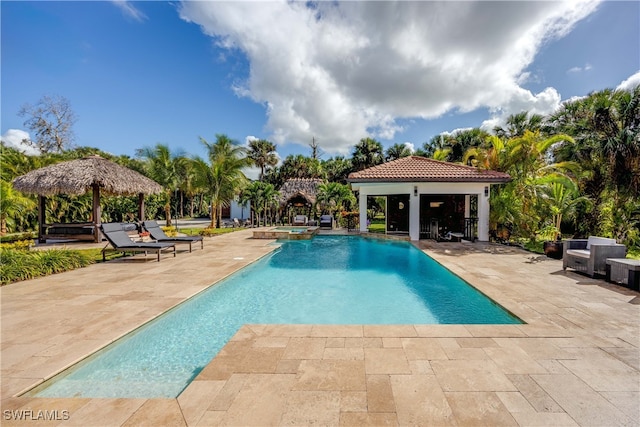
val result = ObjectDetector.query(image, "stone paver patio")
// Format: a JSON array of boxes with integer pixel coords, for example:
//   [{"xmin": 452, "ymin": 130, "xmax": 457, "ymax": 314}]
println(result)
[{"xmin": 1, "ymin": 229, "xmax": 638, "ymax": 426}]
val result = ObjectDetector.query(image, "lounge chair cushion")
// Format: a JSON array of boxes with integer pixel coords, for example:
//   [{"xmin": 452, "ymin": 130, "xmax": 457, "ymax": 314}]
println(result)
[{"xmin": 565, "ymin": 249, "xmax": 590, "ymax": 258}]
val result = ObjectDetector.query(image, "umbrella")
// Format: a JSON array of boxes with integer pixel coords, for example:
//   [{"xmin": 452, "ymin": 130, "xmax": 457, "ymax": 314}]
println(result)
[{"xmin": 12, "ymin": 155, "xmax": 163, "ymax": 242}]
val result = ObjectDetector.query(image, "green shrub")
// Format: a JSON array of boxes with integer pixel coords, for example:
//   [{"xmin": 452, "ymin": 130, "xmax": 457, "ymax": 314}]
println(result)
[
  {"xmin": 200, "ymin": 227, "xmax": 235, "ymax": 237},
  {"xmin": 0, "ymin": 248, "xmax": 94, "ymax": 285},
  {"xmin": 0, "ymin": 232, "xmax": 36, "ymax": 243},
  {"xmin": 160, "ymin": 226, "xmax": 178, "ymax": 237},
  {"xmin": 0, "ymin": 239, "xmax": 34, "ymax": 250}
]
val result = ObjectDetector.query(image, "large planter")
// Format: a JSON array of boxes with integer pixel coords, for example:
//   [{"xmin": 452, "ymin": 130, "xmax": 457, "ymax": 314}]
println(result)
[{"xmin": 543, "ymin": 240, "xmax": 564, "ymax": 259}]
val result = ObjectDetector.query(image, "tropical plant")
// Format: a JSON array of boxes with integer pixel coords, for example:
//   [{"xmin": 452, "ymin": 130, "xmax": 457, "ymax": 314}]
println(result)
[
  {"xmin": 136, "ymin": 144, "xmax": 184, "ymax": 226},
  {"xmin": 196, "ymin": 135, "xmax": 250, "ymax": 228},
  {"xmin": 321, "ymin": 156, "xmax": 353, "ymax": 184},
  {"xmin": 537, "ymin": 177, "xmax": 590, "ymax": 240},
  {"xmin": 351, "ymin": 137, "xmax": 384, "ymax": 171},
  {"xmin": 242, "ymin": 181, "xmax": 279, "ymax": 226},
  {"xmin": 385, "ymin": 143, "xmax": 412, "ymax": 161},
  {"xmin": 494, "ymin": 111, "xmax": 544, "ymax": 140},
  {"xmin": 316, "ymin": 182, "xmax": 356, "ymax": 218},
  {"xmin": 248, "ymin": 139, "xmax": 278, "ymax": 181},
  {"xmin": 0, "ymin": 181, "xmax": 35, "ymax": 234}
]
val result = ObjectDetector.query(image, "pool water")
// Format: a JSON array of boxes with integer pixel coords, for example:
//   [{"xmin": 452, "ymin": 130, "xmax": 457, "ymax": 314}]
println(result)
[{"xmin": 34, "ymin": 236, "xmax": 521, "ymax": 399}]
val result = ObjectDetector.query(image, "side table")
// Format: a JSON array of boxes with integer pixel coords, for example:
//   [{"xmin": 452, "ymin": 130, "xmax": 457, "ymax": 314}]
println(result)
[{"xmin": 606, "ymin": 258, "xmax": 640, "ymax": 291}]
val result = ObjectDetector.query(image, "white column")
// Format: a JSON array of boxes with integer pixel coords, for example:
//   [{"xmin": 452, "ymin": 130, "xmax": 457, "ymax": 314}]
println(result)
[
  {"xmin": 410, "ymin": 186, "xmax": 420, "ymax": 241},
  {"xmin": 478, "ymin": 186, "xmax": 490, "ymax": 241},
  {"xmin": 359, "ymin": 191, "xmax": 368, "ymax": 233},
  {"xmin": 465, "ymin": 195, "xmax": 471, "ymax": 218}
]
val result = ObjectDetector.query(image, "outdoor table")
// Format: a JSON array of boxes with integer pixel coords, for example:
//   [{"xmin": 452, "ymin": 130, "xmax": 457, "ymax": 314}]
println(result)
[{"xmin": 605, "ymin": 258, "xmax": 640, "ymax": 291}]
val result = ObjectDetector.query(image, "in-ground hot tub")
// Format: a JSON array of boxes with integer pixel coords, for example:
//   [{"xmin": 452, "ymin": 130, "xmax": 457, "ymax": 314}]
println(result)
[{"xmin": 253, "ymin": 226, "xmax": 319, "ymax": 240}]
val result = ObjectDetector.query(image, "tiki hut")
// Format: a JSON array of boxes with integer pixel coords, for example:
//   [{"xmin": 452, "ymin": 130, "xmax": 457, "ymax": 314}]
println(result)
[
  {"xmin": 12, "ymin": 155, "xmax": 163, "ymax": 243},
  {"xmin": 278, "ymin": 178, "xmax": 322, "ymax": 222}
]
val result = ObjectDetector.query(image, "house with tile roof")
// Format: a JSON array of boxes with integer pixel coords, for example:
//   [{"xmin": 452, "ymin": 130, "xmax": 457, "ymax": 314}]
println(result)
[{"xmin": 347, "ymin": 156, "xmax": 510, "ymax": 241}]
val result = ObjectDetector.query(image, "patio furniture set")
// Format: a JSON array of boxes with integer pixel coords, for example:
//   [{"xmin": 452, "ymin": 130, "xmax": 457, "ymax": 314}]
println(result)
[
  {"xmin": 101, "ymin": 220, "xmax": 203, "ymax": 262},
  {"xmin": 563, "ymin": 236, "xmax": 639, "ymax": 291}
]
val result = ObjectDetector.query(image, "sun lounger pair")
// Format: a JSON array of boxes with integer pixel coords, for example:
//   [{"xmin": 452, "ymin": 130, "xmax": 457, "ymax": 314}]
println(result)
[{"xmin": 100, "ymin": 221, "xmax": 203, "ymax": 262}]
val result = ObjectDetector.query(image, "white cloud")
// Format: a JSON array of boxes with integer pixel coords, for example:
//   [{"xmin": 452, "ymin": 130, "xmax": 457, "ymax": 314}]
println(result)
[
  {"xmin": 403, "ymin": 142, "xmax": 415, "ymax": 153},
  {"xmin": 111, "ymin": 1, "xmax": 147, "ymax": 22},
  {"xmin": 567, "ymin": 63, "xmax": 593, "ymax": 73},
  {"xmin": 617, "ymin": 70, "xmax": 640, "ymax": 92},
  {"xmin": 1, "ymin": 129, "xmax": 39, "ymax": 155},
  {"xmin": 179, "ymin": 0, "xmax": 600, "ymax": 154}
]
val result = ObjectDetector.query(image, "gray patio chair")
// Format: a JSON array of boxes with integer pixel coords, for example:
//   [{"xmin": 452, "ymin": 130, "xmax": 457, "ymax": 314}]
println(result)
[
  {"xmin": 142, "ymin": 220, "xmax": 204, "ymax": 252},
  {"xmin": 562, "ymin": 236, "xmax": 626, "ymax": 277},
  {"xmin": 319, "ymin": 215, "xmax": 333, "ymax": 229},
  {"xmin": 101, "ymin": 223, "xmax": 176, "ymax": 262}
]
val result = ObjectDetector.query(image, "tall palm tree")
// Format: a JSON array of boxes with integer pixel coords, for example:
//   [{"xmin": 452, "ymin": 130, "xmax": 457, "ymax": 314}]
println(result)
[
  {"xmin": 351, "ymin": 137, "xmax": 384, "ymax": 171},
  {"xmin": 247, "ymin": 139, "xmax": 278, "ymax": 181},
  {"xmin": 136, "ymin": 144, "xmax": 183, "ymax": 226},
  {"xmin": 197, "ymin": 135, "xmax": 250, "ymax": 228}
]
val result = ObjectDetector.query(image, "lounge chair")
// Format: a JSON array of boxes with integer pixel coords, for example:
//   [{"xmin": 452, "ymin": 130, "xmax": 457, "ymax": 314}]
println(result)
[
  {"xmin": 142, "ymin": 220, "xmax": 204, "ymax": 252},
  {"xmin": 101, "ymin": 223, "xmax": 176, "ymax": 262},
  {"xmin": 293, "ymin": 215, "xmax": 308, "ymax": 226},
  {"xmin": 319, "ymin": 215, "xmax": 333, "ymax": 229},
  {"xmin": 563, "ymin": 236, "xmax": 626, "ymax": 277}
]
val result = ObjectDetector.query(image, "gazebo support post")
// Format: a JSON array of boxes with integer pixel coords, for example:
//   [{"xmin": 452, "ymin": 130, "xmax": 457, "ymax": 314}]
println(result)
[
  {"xmin": 38, "ymin": 195, "xmax": 46, "ymax": 243},
  {"xmin": 138, "ymin": 193, "xmax": 145, "ymax": 221},
  {"xmin": 92, "ymin": 184, "xmax": 101, "ymax": 243}
]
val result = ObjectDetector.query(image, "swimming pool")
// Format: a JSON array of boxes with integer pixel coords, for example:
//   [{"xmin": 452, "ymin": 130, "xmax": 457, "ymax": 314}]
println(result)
[{"xmin": 33, "ymin": 236, "xmax": 521, "ymax": 398}]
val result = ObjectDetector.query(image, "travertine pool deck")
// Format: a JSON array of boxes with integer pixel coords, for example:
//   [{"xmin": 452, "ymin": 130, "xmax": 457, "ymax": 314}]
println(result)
[{"xmin": 1, "ymin": 230, "xmax": 638, "ymax": 426}]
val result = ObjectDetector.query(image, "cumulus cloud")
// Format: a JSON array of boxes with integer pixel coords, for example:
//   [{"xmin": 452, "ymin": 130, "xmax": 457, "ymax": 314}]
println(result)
[
  {"xmin": 179, "ymin": 0, "xmax": 599, "ymax": 154},
  {"xmin": 1, "ymin": 129, "xmax": 39, "ymax": 155},
  {"xmin": 111, "ymin": 1, "xmax": 147, "ymax": 22},
  {"xmin": 403, "ymin": 142, "xmax": 415, "ymax": 154},
  {"xmin": 617, "ymin": 70, "xmax": 640, "ymax": 92}
]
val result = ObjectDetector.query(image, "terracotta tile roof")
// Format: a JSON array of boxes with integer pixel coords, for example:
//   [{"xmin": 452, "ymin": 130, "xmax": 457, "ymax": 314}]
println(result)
[{"xmin": 347, "ymin": 156, "xmax": 511, "ymax": 183}]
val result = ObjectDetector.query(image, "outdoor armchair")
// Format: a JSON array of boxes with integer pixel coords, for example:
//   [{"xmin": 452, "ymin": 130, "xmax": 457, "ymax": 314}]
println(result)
[
  {"xmin": 563, "ymin": 236, "xmax": 626, "ymax": 277},
  {"xmin": 142, "ymin": 220, "xmax": 204, "ymax": 252},
  {"xmin": 101, "ymin": 223, "xmax": 176, "ymax": 262},
  {"xmin": 293, "ymin": 215, "xmax": 308, "ymax": 226},
  {"xmin": 319, "ymin": 215, "xmax": 333, "ymax": 229}
]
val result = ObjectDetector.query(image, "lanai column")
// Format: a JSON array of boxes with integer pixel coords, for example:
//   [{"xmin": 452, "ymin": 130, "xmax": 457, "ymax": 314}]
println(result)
[
  {"xmin": 359, "ymin": 190, "xmax": 368, "ymax": 233},
  {"xmin": 478, "ymin": 186, "xmax": 490, "ymax": 241}
]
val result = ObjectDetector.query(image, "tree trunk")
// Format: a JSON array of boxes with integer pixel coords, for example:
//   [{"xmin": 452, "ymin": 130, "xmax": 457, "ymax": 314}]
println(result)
[{"xmin": 180, "ymin": 190, "xmax": 184, "ymax": 218}]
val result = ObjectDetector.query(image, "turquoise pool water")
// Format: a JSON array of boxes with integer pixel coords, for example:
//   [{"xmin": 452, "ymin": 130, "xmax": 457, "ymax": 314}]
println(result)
[{"xmin": 34, "ymin": 236, "xmax": 521, "ymax": 398}]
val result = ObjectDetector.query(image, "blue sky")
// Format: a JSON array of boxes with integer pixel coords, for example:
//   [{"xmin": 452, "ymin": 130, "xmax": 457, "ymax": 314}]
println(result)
[{"xmin": 2, "ymin": 1, "xmax": 639, "ymax": 167}]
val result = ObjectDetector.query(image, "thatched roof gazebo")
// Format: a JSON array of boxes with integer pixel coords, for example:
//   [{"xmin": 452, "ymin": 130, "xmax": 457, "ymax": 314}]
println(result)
[
  {"xmin": 12, "ymin": 155, "xmax": 163, "ymax": 243},
  {"xmin": 278, "ymin": 178, "xmax": 322, "ymax": 207}
]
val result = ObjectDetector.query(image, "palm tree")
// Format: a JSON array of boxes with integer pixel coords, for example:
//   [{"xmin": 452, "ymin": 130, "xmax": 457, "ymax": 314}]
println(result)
[
  {"xmin": 494, "ymin": 111, "xmax": 544, "ymax": 139},
  {"xmin": 464, "ymin": 131, "xmax": 575, "ymax": 240},
  {"xmin": 136, "ymin": 144, "xmax": 183, "ymax": 226},
  {"xmin": 197, "ymin": 135, "xmax": 250, "ymax": 228},
  {"xmin": 247, "ymin": 139, "xmax": 278, "ymax": 181},
  {"xmin": 316, "ymin": 182, "xmax": 356, "ymax": 219},
  {"xmin": 385, "ymin": 143, "xmax": 413, "ymax": 161},
  {"xmin": 278, "ymin": 154, "xmax": 325, "ymax": 180},
  {"xmin": 351, "ymin": 137, "xmax": 384, "ymax": 171}
]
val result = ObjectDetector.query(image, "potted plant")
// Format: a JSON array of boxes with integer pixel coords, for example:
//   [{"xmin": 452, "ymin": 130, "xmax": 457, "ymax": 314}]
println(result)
[
  {"xmin": 540, "ymin": 224, "xmax": 563, "ymax": 259},
  {"xmin": 539, "ymin": 180, "xmax": 590, "ymax": 259}
]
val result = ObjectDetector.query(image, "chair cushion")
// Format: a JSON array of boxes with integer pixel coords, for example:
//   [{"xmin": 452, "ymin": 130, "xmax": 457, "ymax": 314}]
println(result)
[
  {"xmin": 587, "ymin": 236, "xmax": 616, "ymax": 249},
  {"xmin": 566, "ymin": 249, "xmax": 590, "ymax": 258}
]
